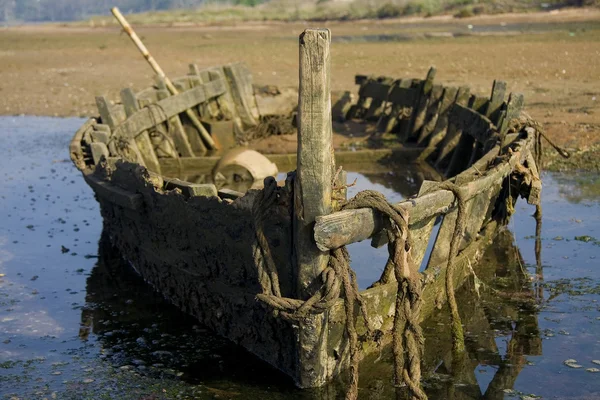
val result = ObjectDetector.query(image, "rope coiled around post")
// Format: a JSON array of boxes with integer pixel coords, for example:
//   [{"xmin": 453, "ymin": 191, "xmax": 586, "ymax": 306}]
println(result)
[{"xmin": 254, "ymin": 181, "xmax": 427, "ymax": 400}]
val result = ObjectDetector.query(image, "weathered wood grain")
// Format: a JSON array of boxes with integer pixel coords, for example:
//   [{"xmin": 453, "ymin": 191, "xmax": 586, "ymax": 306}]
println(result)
[
  {"xmin": 111, "ymin": 79, "xmax": 226, "ymax": 141},
  {"xmin": 435, "ymin": 86, "xmax": 471, "ymax": 170},
  {"xmin": 120, "ymin": 88, "xmax": 162, "ymax": 174},
  {"xmin": 294, "ymin": 28, "xmax": 334, "ymax": 388},
  {"xmin": 425, "ymin": 86, "xmax": 458, "ymax": 155},
  {"xmin": 314, "ymin": 131, "xmax": 535, "ymax": 250},
  {"xmin": 408, "ymin": 67, "xmax": 437, "ymax": 138},
  {"xmin": 156, "ymin": 86, "xmax": 195, "ymax": 158},
  {"xmin": 416, "ymin": 84, "xmax": 444, "ymax": 145},
  {"xmin": 223, "ymin": 62, "xmax": 260, "ymax": 128}
]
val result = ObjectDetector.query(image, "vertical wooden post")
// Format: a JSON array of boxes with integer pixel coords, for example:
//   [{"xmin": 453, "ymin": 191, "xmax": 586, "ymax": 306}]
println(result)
[{"xmin": 294, "ymin": 28, "xmax": 334, "ymax": 388}]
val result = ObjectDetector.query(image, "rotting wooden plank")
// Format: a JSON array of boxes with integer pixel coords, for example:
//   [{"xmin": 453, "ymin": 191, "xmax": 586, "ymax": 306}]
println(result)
[
  {"xmin": 313, "ymin": 132, "xmax": 535, "ymax": 250},
  {"xmin": 498, "ymin": 92, "xmax": 525, "ymax": 135},
  {"xmin": 422, "ymin": 86, "xmax": 458, "ymax": 158},
  {"xmin": 90, "ymin": 142, "xmax": 109, "ymax": 165},
  {"xmin": 83, "ymin": 173, "xmax": 143, "ymax": 210},
  {"xmin": 331, "ymin": 91, "xmax": 354, "ymax": 122},
  {"xmin": 156, "ymin": 87, "xmax": 195, "ymax": 157},
  {"xmin": 95, "ymin": 96, "xmax": 120, "ymax": 129},
  {"xmin": 164, "ymin": 179, "xmax": 218, "ymax": 198},
  {"xmin": 95, "ymin": 95, "xmax": 145, "ymax": 164},
  {"xmin": 189, "ymin": 64, "xmax": 221, "ymax": 119},
  {"xmin": 94, "ymin": 123, "xmax": 111, "ymax": 133},
  {"xmin": 223, "ymin": 62, "xmax": 260, "ymax": 128},
  {"xmin": 448, "ymin": 104, "xmax": 495, "ymax": 144},
  {"xmin": 445, "ymin": 98, "xmax": 493, "ymax": 177},
  {"xmin": 120, "ymin": 88, "xmax": 162, "ymax": 174},
  {"xmin": 486, "ymin": 80, "xmax": 507, "ymax": 125},
  {"xmin": 355, "ymin": 74, "xmax": 368, "ymax": 85},
  {"xmin": 295, "ymin": 28, "xmax": 334, "ymax": 389},
  {"xmin": 205, "ymin": 66, "xmax": 236, "ymax": 120},
  {"xmin": 137, "ymin": 97, "xmax": 179, "ymax": 159},
  {"xmin": 364, "ymin": 77, "xmax": 393, "ymax": 120},
  {"xmin": 409, "ymin": 181, "xmax": 439, "ymax": 268},
  {"xmin": 111, "ymin": 80, "xmax": 226, "ymax": 140},
  {"xmin": 70, "ymin": 118, "xmax": 95, "ymax": 170},
  {"xmin": 157, "ymin": 77, "xmax": 207, "ymax": 156},
  {"xmin": 91, "ymin": 130, "xmax": 109, "ymax": 144},
  {"xmin": 381, "ymin": 79, "xmax": 413, "ymax": 133},
  {"xmin": 408, "ymin": 67, "xmax": 437, "ymax": 139},
  {"xmin": 417, "ymin": 84, "xmax": 444, "ymax": 145},
  {"xmin": 435, "ymin": 86, "xmax": 471, "ymax": 169},
  {"xmin": 218, "ymin": 188, "xmax": 245, "ymax": 200}
]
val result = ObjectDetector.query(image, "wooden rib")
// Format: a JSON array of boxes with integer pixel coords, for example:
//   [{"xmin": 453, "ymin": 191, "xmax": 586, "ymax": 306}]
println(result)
[
  {"xmin": 120, "ymin": 88, "xmax": 162, "ymax": 173},
  {"xmin": 155, "ymin": 85, "xmax": 195, "ymax": 157},
  {"xmin": 223, "ymin": 62, "xmax": 260, "ymax": 128},
  {"xmin": 382, "ymin": 79, "xmax": 413, "ymax": 133},
  {"xmin": 313, "ymin": 130, "xmax": 535, "ymax": 251},
  {"xmin": 424, "ymin": 86, "xmax": 458, "ymax": 154},
  {"xmin": 95, "ymin": 95, "xmax": 145, "ymax": 165},
  {"xmin": 434, "ymin": 86, "xmax": 470, "ymax": 169},
  {"xmin": 417, "ymin": 84, "xmax": 444, "ymax": 145},
  {"xmin": 408, "ymin": 67, "xmax": 437, "ymax": 139},
  {"xmin": 111, "ymin": 79, "xmax": 225, "ymax": 141}
]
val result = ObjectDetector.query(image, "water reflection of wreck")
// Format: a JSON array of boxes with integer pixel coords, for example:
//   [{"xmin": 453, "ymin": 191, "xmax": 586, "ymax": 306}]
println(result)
[{"xmin": 81, "ymin": 207, "xmax": 542, "ymax": 400}]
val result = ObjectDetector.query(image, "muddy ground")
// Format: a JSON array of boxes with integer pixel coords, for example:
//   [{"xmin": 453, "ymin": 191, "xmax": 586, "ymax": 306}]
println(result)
[{"xmin": 1, "ymin": 9, "xmax": 599, "ymax": 170}]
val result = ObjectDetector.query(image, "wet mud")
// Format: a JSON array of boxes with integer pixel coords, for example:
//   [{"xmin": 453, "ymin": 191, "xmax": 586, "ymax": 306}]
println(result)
[{"xmin": 1, "ymin": 116, "xmax": 599, "ymax": 399}]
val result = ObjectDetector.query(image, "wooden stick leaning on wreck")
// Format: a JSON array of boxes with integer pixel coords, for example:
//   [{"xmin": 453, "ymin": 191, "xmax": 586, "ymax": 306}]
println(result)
[{"xmin": 110, "ymin": 7, "xmax": 218, "ymax": 151}]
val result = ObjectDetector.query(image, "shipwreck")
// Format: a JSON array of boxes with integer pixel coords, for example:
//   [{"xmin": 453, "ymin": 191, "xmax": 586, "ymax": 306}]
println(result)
[{"xmin": 69, "ymin": 18, "xmax": 544, "ymax": 396}]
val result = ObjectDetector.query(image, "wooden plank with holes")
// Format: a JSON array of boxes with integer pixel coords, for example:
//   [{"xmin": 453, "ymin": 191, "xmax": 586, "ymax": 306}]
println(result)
[{"xmin": 120, "ymin": 88, "xmax": 162, "ymax": 173}]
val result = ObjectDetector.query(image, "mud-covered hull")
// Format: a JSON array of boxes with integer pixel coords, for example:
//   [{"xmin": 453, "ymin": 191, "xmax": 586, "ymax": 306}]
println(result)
[{"xmin": 70, "ymin": 54, "xmax": 542, "ymax": 388}]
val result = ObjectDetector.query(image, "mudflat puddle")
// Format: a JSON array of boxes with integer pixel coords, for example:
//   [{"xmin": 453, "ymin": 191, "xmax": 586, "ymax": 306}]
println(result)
[{"xmin": 1, "ymin": 116, "xmax": 599, "ymax": 399}]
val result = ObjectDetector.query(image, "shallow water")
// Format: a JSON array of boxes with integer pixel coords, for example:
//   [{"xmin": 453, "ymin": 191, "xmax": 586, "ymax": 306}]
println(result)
[
  {"xmin": 0, "ymin": 116, "xmax": 599, "ymax": 399},
  {"xmin": 330, "ymin": 19, "xmax": 600, "ymax": 43}
]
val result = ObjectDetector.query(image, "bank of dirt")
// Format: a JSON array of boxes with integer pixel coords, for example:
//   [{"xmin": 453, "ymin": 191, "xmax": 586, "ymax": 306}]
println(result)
[{"xmin": 0, "ymin": 9, "xmax": 599, "ymax": 171}]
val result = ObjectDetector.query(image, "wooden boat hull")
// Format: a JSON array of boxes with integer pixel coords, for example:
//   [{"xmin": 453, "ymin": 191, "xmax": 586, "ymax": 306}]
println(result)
[{"xmin": 70, "ymin": 45, "xmax": 542, "ymax": 387}]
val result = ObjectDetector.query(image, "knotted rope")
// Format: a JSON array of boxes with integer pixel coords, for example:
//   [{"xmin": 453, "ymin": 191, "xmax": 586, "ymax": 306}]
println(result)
[
  {"xmin": 254, "ymin": 182, "xmax": 427, "ymax": 400},
  {"xmin": 343, "ymin": 191, "xmax": 427, "ymax": 400},
  {"xmin": 435, "ymin": 182, "xmax": 468, "ymax": 354}
]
